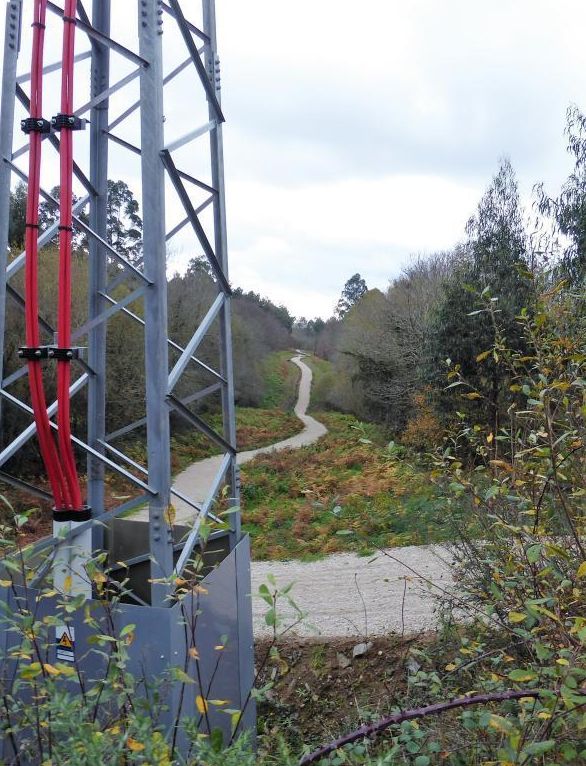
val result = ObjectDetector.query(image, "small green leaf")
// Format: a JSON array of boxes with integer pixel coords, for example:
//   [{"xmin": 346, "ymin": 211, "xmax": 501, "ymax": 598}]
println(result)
[
  {"xmin": 522, "ymin": 740, "xmax": 556, "ymax": 756},
  {"xmin": 526, "ymin": 544, "xmax": 542, "ymax": 564}
]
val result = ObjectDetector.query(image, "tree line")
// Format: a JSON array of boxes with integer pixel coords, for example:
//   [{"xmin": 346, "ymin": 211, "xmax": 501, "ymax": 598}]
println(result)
[{"xmin": 297, "ymin": 107, "xmax": 586, "ymax": 449}]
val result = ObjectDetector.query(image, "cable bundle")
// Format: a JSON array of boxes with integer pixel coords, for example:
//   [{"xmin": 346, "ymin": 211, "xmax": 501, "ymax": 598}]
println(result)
[{"xmin": 23, "ymin": 0, "xmax": 86, "ymax": 518}]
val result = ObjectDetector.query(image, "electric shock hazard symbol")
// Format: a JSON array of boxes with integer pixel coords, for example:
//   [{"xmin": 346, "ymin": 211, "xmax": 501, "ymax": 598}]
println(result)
[{"xmin": 56, "ymin": 625, "xmax": 75, "ymax": 663}]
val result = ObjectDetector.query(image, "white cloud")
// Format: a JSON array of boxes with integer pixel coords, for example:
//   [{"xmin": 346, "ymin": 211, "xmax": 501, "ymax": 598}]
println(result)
[{"xmin": 3, "ymin": 0, "xmax": 586, "ymax": 319}]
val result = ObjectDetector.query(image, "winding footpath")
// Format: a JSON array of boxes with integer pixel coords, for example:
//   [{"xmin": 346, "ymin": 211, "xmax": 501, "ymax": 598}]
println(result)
[
  {"xmin": 138, "ymin": 354, "xmax": 454, "ymax": 636},
  {"xmin": 133, "ymin": 355, "xmax": 327, "ymax": 524},
  {"xmin": 251, "ymin": 357, "xmax": 454, "ymax": 637}
]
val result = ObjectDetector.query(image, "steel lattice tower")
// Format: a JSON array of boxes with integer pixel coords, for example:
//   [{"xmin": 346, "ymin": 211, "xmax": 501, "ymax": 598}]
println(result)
[{"xmin": 0, "ymin": 0, "xmax": 254, "ymax": 747}]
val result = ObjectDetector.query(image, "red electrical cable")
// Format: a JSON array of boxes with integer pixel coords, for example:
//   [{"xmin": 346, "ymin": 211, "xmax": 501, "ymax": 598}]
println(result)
[
  {"xmin": 56, "ymin": 0, "xmax": 83, "ymax": 511},
  {"xmin": 24, "ymin": 0, "xmax": 68, "ymax": 509}
]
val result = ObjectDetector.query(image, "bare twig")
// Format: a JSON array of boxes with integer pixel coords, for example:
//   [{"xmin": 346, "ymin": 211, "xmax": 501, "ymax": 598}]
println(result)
[{"xmin": 299, "ymin": 689, "xmax": 544, "ymax": 765}]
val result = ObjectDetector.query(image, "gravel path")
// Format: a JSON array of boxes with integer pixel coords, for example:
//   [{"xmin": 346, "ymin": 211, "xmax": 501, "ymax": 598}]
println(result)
[
  {"xmin": 251, "ymin": 544, "xmax": 453, "ymax": 637},
  {"xmin": 136, "ymin": 354, "xmax": 454, "ymax": 636},
  {"xmin": 247, "ymin": 357, "xmax": 454, "ymax": 637}
]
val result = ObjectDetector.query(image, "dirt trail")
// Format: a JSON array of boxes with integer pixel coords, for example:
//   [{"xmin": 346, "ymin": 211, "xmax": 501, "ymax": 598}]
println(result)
[{"xmin": 135, "ymin": 354, "xmax": 453, "ymax": 636}]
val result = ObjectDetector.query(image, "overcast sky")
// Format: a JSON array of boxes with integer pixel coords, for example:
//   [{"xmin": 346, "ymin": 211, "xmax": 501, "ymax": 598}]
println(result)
[{"xmin": 3, "ymin": 1, "xmax": 586, "ymax": 319}]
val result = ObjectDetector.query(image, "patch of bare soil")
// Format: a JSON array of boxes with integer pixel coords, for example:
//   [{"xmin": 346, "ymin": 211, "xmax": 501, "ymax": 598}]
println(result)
[{"xmin": 255, "ymin": 633, "xmax": 434, "ymax": 749}]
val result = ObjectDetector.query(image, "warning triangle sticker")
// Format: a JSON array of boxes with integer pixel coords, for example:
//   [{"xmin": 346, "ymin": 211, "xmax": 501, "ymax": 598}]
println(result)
[{"xmin": 59, "ymin": 633, "xmax": 73, "ymax": 649}]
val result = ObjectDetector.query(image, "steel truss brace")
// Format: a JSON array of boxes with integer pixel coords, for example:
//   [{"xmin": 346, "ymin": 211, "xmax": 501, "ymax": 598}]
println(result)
[
  {"xmin": 13, "ymin": 86, "xmax": 96, "ymax": 195},
  {"xmin": 166, "ymin": 0, "xmax": 223, "ymax": 121},
  {"xmin": 161, "ymin": 150, "xmax": 229, "ymax": 293},
  {"xmin": 46, "ymin": 1, "xmax": 148, "ymax": 68},
  {"xmin": 174, "ymin": 452, "xmax": 231, "ymax": 577},
  {"xmin": 168, "ymin": 292, "xmax": 224, "ymax": 392},
  {"xmin": 6, "ymin": 161, "xmax": 150, "ymax": 284},
  {"xmin": 16, "ymin": 51, "xmax": 92, "ymax": 84},
  {"xmin": 100, "ymin": 292, "xmax": 226, "ymax": 383},
  {"xmin": 7, "ymin": 195, "xmax": 90, "ymax": 279},
  {"xmin": 96, "ymin": 439, "xmax": 222, "ymax": 525},
  {"xmin": 0, "ymin": 374, "xmax": 89, "ymax": 468},
  {"xmin": 0, "ymin": 386, "xmax": 156, "ymax": 495},
  {"xmin": 105, "ymin": 382, "xmax": 222, "ymax": 442},
  {"xmin": 168, "ymin": 392, "xmax": 235, "ymax": 454},
  {"xmin": 108, "ymin": 55, "xmax": 193, "ymax": 132}
]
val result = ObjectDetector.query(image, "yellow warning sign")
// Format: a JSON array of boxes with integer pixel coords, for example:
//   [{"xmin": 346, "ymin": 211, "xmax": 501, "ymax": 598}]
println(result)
[
  {"xmin": 59, "ymin": 633, "xmax": 73, "ymax": 649},
  {"xmin": 56, "ymin": 625, "xmax": 75, "ymax": 662}
]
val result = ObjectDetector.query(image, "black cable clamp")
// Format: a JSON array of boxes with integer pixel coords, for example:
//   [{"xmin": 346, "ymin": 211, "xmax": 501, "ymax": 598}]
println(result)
[
  {"xmin": 21, "ymin": 117, "xmax": 51, "ymax": 134},
  {"xmin": 53, "ymin": 506, "xmax": 92, "ymax": 523},
  {"xmin": 25, "ymin": 222, "xmax": 40, "ymax": 229},
  {"xmin": 18, "ymin": 346, "xmax": 83, "ymax": 361},
  {"xmin": 18, "ymin": 346, "xmax": 49, "ymax": 360},
  {"xmin": 62, "ymin": 15, "xmax": 77, "ymax": 25},
  {"xmin": 47, "ymin": 346, "xmax": 82, "ymax": 361},
  {"xmin": 51, "ymin": 113, "xmax": 86, "ymax": 131}
]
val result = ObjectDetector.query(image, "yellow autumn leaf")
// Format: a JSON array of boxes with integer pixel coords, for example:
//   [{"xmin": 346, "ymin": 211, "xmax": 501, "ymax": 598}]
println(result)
[
  {"xmin": 196, "ymin": 695, "xmax": 208, "ymax": 714},
  {"xmin": 209, "ymin": 699, "xmax": 229, "ymax": 706},
  {"xmin": 508, "ymin": 611, "xmax": 527, "ymax": 623},
  {"xmin": 214, "ymin": 644, "xmax": 225, "ymax": 651},
  {"xmin": 476, "ymin": 350, "xmax": 491, "ymax": 362},
  {"xmin": 577, "ymin": 561, "xmax": 586, "ymax": 578},
  {"xmin": 488, "ymin": 714, "xmax": 513, "ymax": 733},
  {"xmin": 127, "ymin": 737, "xmax": 145, "ymax": 752},
  {"xmin": 556, "ymin": 658, "xmax": 570, "ymax": 666},
  {"xmin": 486, "ymin": 432, "xmax": 494, "ymax": 444},
  {"xmin": 519, "ymin": 697, "xmax": 537, "ymax": 705},
  {"xmin": 188, "ymin": 647, "xmax": 200, "ymax": 659},
  {"xmin": 463, "ymin": 392, "xmax": 482, "ymax": 400},
  {"xmin": 63, "ymin": 575, "xmax": 72, "ymax": 593},
  {"xmin": 0, "ymin": 579, "xmax": 12, "ymax": 587},
  {"xmin": 445, "ymin": 663, "xmax": 457, "ymax": 671},
  {"xmin": 163, "ymin": 504, "xmax": 176, "ymax": 526},
  {"xmin": 43, "ymin": 663, "xmax": 60, "ymax": 676}
]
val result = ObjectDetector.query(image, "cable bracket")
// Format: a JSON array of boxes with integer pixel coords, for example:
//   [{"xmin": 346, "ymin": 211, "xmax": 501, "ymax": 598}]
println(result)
[
  {"xmin": 51, "ymin": 113, "xmax": 86, "ymax": 131},
  {"xmin": 21, "ymin": 117, "xmax": 51, "ymax": 134},
  {"xmin": 18, "ymin": 346, "xmax": 84, "ymax": 361}
]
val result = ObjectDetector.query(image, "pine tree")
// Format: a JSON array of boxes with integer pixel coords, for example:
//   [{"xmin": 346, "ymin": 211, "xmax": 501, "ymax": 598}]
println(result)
[
  {"xmin": 429, "ymin": 159, "xmax": 533, "ymax": 432},
  {"xmin": 335, "ymin": 273, "xmax": 367, "ymax": 318}
]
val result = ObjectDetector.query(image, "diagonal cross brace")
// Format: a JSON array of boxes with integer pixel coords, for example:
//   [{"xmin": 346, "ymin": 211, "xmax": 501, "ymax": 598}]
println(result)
[
  {"xmin": 166, "ymin": 0, "xmax": 223, "ymax": 122},
  {"xmin": 161, "ymin": 150, "xmax": 230, "ymax": 294},
  {"xmin": 168, "ymin": 393, "xmax": 235, "ymax": 454},
  {"xmin": 173, "ymin": 451, "xmax": 231, "ymax": 577},
  {"xmin": 0, "ymin": 374, "xmax": 89, "ymax": 468},
  {"xmin": 168, "ymin": 292, "xmax": 224, "ymax": 392}
]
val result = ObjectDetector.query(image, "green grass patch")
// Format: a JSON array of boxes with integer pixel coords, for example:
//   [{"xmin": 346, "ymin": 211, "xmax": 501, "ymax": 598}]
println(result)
[
  {"xmin": 260, "ymin": 350, "xmax": 300, "ymax": 410},
  {"xmin": 241, "ymin": 411, "xmax": 456, "ymax": 561},
  {"xmin": 304, "ymin": 354, "xmax": 334, "ymax": 411}
]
